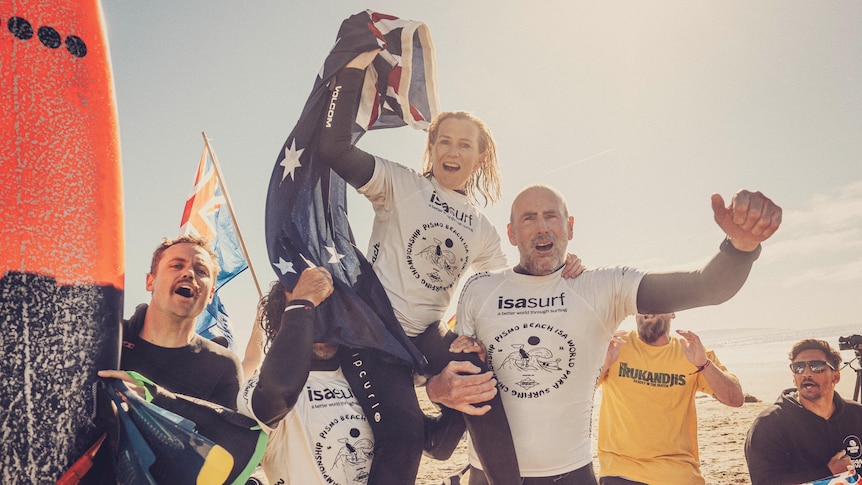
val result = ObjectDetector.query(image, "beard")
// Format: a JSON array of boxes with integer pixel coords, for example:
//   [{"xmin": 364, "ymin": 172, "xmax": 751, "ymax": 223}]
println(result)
[
  {"xmin": 312, "ymin": 343, "xmax": 339, "ymax": 360},
  {"xmin": 521, "ymin": 235, "xmax": 566, "ymax": 276},
  {"xmin": 638, "ymin": 317, "xmax": 670, "ymax": 344}
]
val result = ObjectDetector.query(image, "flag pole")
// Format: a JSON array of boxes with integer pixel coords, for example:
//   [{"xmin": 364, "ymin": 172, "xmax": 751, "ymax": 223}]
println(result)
[{"xmin": 201, "ymin": 132, "xmax": 264, "ymax": 299}]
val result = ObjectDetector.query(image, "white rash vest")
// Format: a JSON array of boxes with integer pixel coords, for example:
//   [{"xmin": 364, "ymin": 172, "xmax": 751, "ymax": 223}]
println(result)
[
  {"xmin": 456, "ymin": 266, "xmax": 645, "ymax": 477},
  {"xmin": 237, "ymin": 369, "xmax": 374, "ymax": 485},
  {"xmin": 358, "ymin": 156, "xmax": 507, "ymax": 336}
]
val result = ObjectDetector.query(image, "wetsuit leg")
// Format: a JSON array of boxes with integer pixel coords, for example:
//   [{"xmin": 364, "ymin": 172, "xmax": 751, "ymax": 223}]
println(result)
[
  {"xmin": 415, "ymin": 321, "xmax": 522, "ymax": 485},
  {"xmin": 338, "ymin": 347, "xmax": 424, "ymax": 485}
]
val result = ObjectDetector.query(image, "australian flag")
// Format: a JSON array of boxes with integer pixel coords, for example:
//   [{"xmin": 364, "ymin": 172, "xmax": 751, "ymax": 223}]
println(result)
[
  {"xmin": 180, "ymin": 145, "xmax": 248, "ymax": 350},
  {"xmin": 264, "ymin": 10, "xmax": 439, "ymax": 368}
]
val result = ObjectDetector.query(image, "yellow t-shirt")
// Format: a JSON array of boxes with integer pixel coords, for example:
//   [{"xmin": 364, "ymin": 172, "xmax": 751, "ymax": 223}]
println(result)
[{"xmin": 597, "ymin": 330, "xmax": 727, "ymax": 485}]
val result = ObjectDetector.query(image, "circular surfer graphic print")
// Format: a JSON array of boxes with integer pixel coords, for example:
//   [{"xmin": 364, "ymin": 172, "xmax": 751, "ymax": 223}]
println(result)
[{"xmin": 487, "ymin": 322, "xmax": 577, "ymax": 399}]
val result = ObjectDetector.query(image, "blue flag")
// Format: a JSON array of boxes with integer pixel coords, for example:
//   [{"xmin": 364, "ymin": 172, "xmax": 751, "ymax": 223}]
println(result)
[
  {"xmin": 264, "ymin": 10, "xmax": 439, "ymax": 367},
  {"xmin": 181, "ymin": 145, "xmax": 249, "ymax": 350}
]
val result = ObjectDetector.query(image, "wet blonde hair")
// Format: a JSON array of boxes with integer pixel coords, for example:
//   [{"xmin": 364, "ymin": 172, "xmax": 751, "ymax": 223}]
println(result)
[{"xmin": 420, "ymin": 111, "xmax": 501, "ymax": 207}]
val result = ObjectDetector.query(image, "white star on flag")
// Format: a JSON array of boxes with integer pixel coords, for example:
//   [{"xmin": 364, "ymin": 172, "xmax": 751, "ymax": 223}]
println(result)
[
  {"xmin": 280, "ymin": 140, "xmax": 304, "ymax": 183},
  {"xmin": 274, "ymin": 257, "xmax": 296, "ymax": 275},
  {"xmin": 325, "ymin": 246, "xmax": 346, "ymax": 265}
]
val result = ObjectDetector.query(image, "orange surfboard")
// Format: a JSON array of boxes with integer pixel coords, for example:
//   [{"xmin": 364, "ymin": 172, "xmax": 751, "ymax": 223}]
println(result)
[{"xmin": 0, "ymin": 1, "xmax": 124, "ymax": 482}]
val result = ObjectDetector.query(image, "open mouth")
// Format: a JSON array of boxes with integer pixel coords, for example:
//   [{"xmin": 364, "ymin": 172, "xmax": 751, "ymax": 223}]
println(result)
[
  {"xmin": 801, "ymin": 381, "xmax": 818, "ymax": 390},
  {"xmin": 535, "ymin": 241, "xmax": 554, "ymax": 252},
  {"xmin": 175, "ymin": 285, "xmax": 194, "ymax": 298},
  {"xmin": 442, "ymin": 162, "xmax": 460, "ymax": 171}
]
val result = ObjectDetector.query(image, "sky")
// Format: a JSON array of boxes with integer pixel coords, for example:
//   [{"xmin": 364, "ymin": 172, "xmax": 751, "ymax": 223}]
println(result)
[{"xmin": 100, "ymin": 1, "xmax": 862, "ymax": 357}]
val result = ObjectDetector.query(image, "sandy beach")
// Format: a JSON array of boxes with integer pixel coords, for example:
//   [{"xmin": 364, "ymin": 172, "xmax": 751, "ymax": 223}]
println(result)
[
  {"xmin": 415, "ymin": 391, "xmax": 772, "ymax": 485},
  {"xmin": 416, "ymin": 328, "xmax": 862, "ymax": 485}
]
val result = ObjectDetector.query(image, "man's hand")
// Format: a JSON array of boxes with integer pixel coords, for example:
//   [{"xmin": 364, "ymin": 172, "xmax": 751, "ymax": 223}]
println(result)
[
  {"xmin": 449, "ymin": 335, "xmax": 487, "ymax": 363},
  {"xmin": 291, "ymin": 267, "xmax": 333, "ymax": 307},
  {"xmin": 98, "ymin": 369, "xmax": 147, "ymax": 401},
  {"xmin": 711, "ymin": 190, "xmax": 782, "ymax": 252},
  {"xmin": 425, "ymin": 361, "xmax": 498, "ymax": 416},
  {"xmin": 827, "ymin": 449, "xmax": 855, "ymax": 475},
  {"xmin": 601, "ymin": 331, "xmax": 627, "ymax": 382},
  {"xmin": 605, "ymin": 331, "xmax": 627, "ymax": 365},
  {"xmin": 676, "ymin": 330, "xmax": 709, "ymax": 367},
  {"xmin": 561, "ymin": 253, "xmax": 586, "ymax": 279}
]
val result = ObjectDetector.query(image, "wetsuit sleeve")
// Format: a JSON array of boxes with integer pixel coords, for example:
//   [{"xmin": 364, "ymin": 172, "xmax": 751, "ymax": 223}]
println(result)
[
  {"xmin": 636, "ymin": 238, "xmax": 762, "ymax": 313},
  {"xmin": 317, "ymin": 68, "xmax": 376, "ymax": 188},
  {"xmin": 422, "ymin": 407, "xmax": 467, "ymax": 460},
  {"xmin": 249, "ymin": 302, "xmax": 316, "ymax": 428}
]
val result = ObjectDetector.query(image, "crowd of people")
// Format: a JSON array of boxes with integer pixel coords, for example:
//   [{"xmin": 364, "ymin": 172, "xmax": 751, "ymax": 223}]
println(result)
[{"xmin": 75, "ymin": 20, "xmax": 862, "ymax": 485}]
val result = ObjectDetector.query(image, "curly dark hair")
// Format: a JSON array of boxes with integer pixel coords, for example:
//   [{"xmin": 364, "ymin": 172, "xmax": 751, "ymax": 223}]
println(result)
[{"xmin": 257, "ymin": 280, "xmax": 288, "ymax": 351}]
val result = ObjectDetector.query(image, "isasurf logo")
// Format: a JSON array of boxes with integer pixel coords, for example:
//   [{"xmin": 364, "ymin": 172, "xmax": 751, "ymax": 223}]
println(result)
[{"xmin": 497, "ymin": 292, "xmax": 566, "ymax": 310}]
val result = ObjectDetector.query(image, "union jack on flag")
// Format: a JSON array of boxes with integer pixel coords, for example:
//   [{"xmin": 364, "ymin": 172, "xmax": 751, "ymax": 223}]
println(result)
[
  {"xmin": 180, "ymin": 145, "xmax": 248, "ymax": 349},
  {"xmin": 264, "ymin": 10, "xmax": 438, "ymax": 367}
]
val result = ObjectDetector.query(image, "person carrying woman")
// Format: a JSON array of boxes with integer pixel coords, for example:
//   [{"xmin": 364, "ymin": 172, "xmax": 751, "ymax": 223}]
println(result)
[{"xmin": 318, "ymin": 49, "xmax": 583, "ymax": 485}]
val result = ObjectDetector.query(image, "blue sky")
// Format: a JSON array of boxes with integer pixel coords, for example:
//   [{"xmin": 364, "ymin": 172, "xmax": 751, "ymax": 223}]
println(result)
[{"xmin": 101, "ymin": 1, "xmax": 862, "ymax": 354}]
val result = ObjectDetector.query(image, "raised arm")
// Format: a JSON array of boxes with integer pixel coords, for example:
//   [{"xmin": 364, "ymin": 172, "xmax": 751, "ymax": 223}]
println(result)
[
  {"xmin": 250, "ymin": 268, "xmax": 333, "ymax": 428},
  {"xmin": 317, "ymin": 50, "xmax": 381, "ymax": 188},
  {"xmin": 637, "ymin": 190, "xmax": 782, "ymax": 313},
  {"xmin": 598, "ymin": 331, "xmax": 627, "ymax": 385},
  {"xmin": 677, "ymin": 330, "xmax": 744, "ymax": 406}
]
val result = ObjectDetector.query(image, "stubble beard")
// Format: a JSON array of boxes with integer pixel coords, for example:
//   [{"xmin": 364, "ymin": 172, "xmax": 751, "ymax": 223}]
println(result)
[
  {"xmin": 521, "ymin": 236, "xmax": 565, "ymax": 276},
  {"xmin": 312, "ymin": 343, "xmax": 339, "ymax": 360}
]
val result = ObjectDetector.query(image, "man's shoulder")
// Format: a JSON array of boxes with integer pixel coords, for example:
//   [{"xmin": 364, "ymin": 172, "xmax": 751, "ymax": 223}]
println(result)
[
  {"xmin": 463, "ymin": 269, "xmax": 505, "ymax": 288},
  {"xmin": 191, "ymin": 334, "xmax": 240, "ymax": 362},
  {"xmin": 582, "ymin": 265, "xmax": 645, "ymax": 282},
  {"xmin": 839, "ymin": 394, "xmax": 862, "ymax": 416},
  {"xmin": 752, "ymin": 392, "xmax": 796, "ymax": 424},
  {"xmin": 122, "ymin": 303, "xmax": 149, "ymax": 337}
]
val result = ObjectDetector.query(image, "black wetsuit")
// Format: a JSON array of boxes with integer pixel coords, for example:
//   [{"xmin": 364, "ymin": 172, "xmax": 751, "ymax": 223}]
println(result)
[{"xmin": 317, "ymin": 67, "xmax": 521, "ymax": 485}]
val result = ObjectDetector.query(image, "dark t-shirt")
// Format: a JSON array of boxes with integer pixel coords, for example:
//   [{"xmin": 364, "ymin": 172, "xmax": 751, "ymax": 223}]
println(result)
[{"xmin": 121, "ymin": 303, "xmax": 242, "ymax": 408}]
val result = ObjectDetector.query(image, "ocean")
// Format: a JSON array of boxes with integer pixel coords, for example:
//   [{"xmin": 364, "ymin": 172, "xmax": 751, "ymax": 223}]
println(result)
[{"xmin": 695, "ymin": 324, "xmax": 862, "ymax": 403}]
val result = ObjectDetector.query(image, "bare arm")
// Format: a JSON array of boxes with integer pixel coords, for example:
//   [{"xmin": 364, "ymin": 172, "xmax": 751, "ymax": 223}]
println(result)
[
  {"xmin": 598, "ymin": 331, "xmax": 627, "ymax": 385},
  {"xmin": 677, "ymin": 330, "xmax": 743, "ymax": 406},
  {"xmin": 240, "ymin": 310, "xmax": 266, "ymax": 379},
  {"xmin": 699, "ymin": 360, "xmax": 743, "ymax": 407}
]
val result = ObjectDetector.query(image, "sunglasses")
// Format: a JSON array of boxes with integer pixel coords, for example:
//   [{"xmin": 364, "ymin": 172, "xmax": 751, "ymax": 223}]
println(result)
[{"xmin": 790, "ymin": 360, "xmax": 836, "ymax": 374}]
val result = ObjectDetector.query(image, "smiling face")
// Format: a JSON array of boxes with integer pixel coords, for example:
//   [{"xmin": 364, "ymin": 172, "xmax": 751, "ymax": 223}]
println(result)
[
  {"xmin": 508, "ymin": 186, "xmax": 574, "ymax": 276},
  {"xmin": 428, "ymin": 117, "xmax": 484, "ymax": 192},
  {"xmin": 146, "ymin": 243, "xmax": 216, "ymax": 322},
  {"xmin": 792, "ymin": 348, "xmax": 840, "ymax": 405}
]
